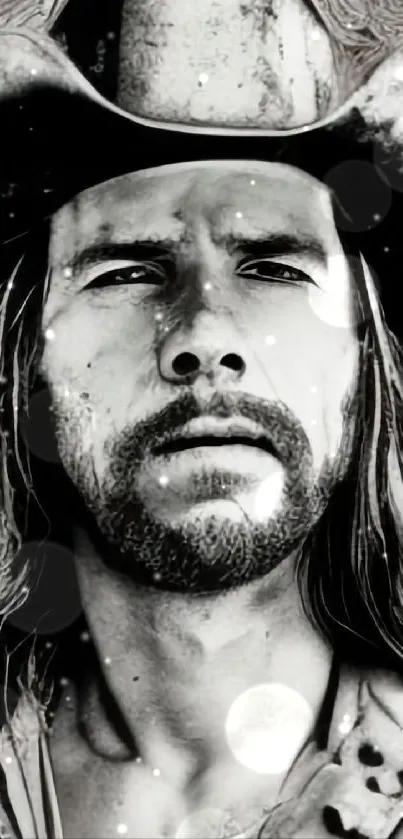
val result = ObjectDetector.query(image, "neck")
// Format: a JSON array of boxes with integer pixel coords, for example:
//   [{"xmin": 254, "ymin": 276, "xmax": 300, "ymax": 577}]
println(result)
[{"xmin": 72, "ymin": 528, "xmax": 332, "ymax": 790}]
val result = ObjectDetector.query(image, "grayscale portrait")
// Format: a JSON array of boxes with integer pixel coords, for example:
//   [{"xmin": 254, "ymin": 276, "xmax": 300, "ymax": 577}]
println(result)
[{"xmin": 1, "ymin": 2, "xmax": 403, "ymax": 838}]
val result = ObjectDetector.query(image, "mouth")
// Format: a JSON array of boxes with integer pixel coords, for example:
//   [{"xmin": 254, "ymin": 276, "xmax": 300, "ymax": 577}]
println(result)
[{"xmin": 153, "ymin": 419, "xmax": 279, "ymax": 459}]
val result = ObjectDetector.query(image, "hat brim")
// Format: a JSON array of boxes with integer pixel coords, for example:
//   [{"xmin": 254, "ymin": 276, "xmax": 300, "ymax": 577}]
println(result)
[
  {"xmin": 1, "ymin": 26, "xmax": 403, "ymax": 343},
  {"xmin": 3, "ymin": 26, "xmax": 403, "ymax": 139},
  {"xmin": 1, "ymin": 27, "xmax": 403, "ymax": 213}
]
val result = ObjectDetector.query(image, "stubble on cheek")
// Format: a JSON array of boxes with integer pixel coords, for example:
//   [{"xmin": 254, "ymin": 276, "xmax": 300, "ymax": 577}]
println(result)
[{"xmin": 48, "ymin": 387, "xmax": 102, "ymax": 493}]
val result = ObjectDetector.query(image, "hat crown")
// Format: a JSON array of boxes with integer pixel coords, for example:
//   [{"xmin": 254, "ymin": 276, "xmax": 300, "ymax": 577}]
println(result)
[
  {"xmin": 117, "ymin": 0, "xmax": 338, "ymax": 130},
  {"xmin": 46, "ymin": 0, "xmax": 400, "ymax": 133}
]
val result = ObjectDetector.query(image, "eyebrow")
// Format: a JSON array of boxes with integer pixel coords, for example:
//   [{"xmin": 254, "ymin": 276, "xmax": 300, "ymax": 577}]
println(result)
[
  {"xmin": 68, "ymin": 241, "xmax": 178, "ymax": 274},
  {"xmin": 67, "ymin": 232, "xmax": 328, "ymax": 275},
  {"xmin": 222, "ymin": 233, "xmax": 328, "ymax": 264}
]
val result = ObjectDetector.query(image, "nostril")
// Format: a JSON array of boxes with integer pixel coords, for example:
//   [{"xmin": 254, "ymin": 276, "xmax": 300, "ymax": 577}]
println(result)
[
  {"xmin": 220, "ymin": 353, "xmax": 245, "ymax": 373},
  {"xmin": 322, "ymin": 806, "xmax": 344, "ymax": 836},
  {"xmin": 172, "ymin": 351, "xmax": 200, "ymax": 377},
  {"xmin": 366, "ymin": 776, "xmax": 381, "ymax": 793},
  {"xmin": 358, "ymin": 742, "xmax": 384, "ymax": 767}
]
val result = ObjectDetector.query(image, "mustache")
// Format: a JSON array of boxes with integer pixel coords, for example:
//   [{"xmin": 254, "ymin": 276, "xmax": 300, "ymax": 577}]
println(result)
[{"xmin": 106, "ymin": 391, "xmax": 313, "ymax": 471}]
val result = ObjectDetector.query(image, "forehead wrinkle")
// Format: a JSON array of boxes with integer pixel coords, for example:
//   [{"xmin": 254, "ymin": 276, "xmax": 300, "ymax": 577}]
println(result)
[
  {"xmin": 51, "ymin": 164, "xmax": 337, "ymax": 265},
  {"xmin": 179, "ymin": 171, "xmax": 334, "ymax": 247}
]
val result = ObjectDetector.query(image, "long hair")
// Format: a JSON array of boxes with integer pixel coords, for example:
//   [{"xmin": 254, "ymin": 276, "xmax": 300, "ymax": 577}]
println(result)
[{"xmin": 1, "ymin": 217, "xmax": 403, "ymax": 670}]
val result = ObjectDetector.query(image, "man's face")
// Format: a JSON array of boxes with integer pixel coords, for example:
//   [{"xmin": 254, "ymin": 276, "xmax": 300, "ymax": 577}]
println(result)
[{"xmin": 40, "ymin": 160, "xmax": 359, "ymax": 592}]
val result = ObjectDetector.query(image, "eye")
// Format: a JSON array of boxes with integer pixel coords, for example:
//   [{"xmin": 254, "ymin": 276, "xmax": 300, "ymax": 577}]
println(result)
[
  {"xmin": 236, "ymin": 257, "xmax": 316, "ymax": 286},
  {"xmin": 85, "ymin": 260, "xmax": 169, "ymax": 290}
]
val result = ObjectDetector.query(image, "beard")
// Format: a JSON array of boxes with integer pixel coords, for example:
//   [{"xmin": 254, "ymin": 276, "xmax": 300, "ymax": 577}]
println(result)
[{"xmin": 52, "ymin": 390, "xmax": 355, "ymax": 594}]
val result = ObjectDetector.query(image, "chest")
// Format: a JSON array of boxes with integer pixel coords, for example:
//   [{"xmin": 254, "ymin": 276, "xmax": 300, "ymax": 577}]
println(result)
[{"xmin": 51, "ymin": 728, "xmax": 283, "ymax": 839}]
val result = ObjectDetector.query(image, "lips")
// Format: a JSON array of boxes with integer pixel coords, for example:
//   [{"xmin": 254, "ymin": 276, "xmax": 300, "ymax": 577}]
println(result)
[{"xmin": 152, "ymin": 418, "xmax": 279, "ymax": 459}]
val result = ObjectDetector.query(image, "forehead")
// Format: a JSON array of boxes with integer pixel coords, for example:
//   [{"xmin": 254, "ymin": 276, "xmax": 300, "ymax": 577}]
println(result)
[{"xmin": 50, "ymin": 160, "xmax": 337, "ymax": 256}]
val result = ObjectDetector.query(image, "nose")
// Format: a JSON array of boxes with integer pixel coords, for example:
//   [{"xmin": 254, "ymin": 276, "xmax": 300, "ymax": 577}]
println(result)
[{"xmin": 159, "ymin": 336, "xmax": 246, "ymax": 385}]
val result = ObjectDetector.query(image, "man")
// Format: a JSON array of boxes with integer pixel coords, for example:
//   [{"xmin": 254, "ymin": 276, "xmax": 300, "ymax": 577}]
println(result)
[{"xmin": 1, "ymin": 6, "xmax": 403, "ymax": 839}]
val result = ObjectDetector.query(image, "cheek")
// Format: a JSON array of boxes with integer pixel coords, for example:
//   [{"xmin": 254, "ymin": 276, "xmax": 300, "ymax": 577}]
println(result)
[
  {"xmin": 247, "ymin": 297, "xmax": 358, "ymax": 466},
  {"xmin": 40, "ymin": 299, "xmax": 158, "ymax": 453},
  {"xmin": 297, "ymin": 331, "xmax": 358, "ymax": 469}
]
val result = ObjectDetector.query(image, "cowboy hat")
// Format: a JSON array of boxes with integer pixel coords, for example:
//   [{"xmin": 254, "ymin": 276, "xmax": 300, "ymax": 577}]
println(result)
[{"xmin": 0, "ymin": 0, "xmax": 403, "ymax": 336}]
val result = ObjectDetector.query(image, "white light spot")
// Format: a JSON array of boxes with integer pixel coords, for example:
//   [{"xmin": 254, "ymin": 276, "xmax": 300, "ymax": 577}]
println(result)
[
  {"xmin": 159, "ymin": 475, "xmax": 169, "ymax": 487},
  {"xmin": 254, "ymin": 471, "xmax": 284, "ymax": 521},
  {"xmin": 64, "ymin": 389, "xmax": 70, "ymax": 398},
  {"xmin": 5, "ymin": 756, "xmax": 12, "ymax": 765},
  {"xmin": 250, "ymin": 179, "xmax": 256, "ymax": 186},
  {"xmin": 225, "ymin": 683, "xmax": 313, "ymax": 774},
  {"xmin": 153, "ymin": 768, "xmax": 161, "ymax": 777},
  {"xmin": 311, "ymin": 28, "xmax": 321, "ymax": 40},
  {"xmin": 373, "ymin": 213, "xmax": 381, "ymax": 222},
  {"xmin": 311, "ymin": 419, "xmax": 317, "ymax": 426},
  {"xmin": 235, "ymin": 211, "xmax": 243, "ymax": 219},
  {"xmin": 384, "ymin": 246, "xmax": 390, "ymax": 253},
  {"xmin": 198, "ymin": 72, "xmax": 209, "ymax": 85},
  {"xmin": 30, "ymin": 68, "xmax": 38, "ymax": 75},
  {"xmin": 338, "ymin": 713, "xmax": 353, "ymax": 735},
  {"xmin": 7, "ymin": 280, "xmax": 13, "ymax": 290},
  {"xmin": 104, "ymin": 656, "xmax": 112, "ymax": 666},
  {"xmin": 135, "ymin": 756, "xmax": 142, "ymax": 763},
  {"xmin": 63, "ymin": 266, "xmax": 73, "ymax": 278},
  {"xmin": 395, "ymin": 66, "xmax": 403, "ymax": 82},
  {"xmin": 204, "ymin": 282, "xmax": 212, "ymax": 291},
  {"xmin": 59, "ymin": 677, "xmax": 69, "ymax": 687},
  {"xmin": 309, "ymin": 254, "xmax": 353, "ymax": 328},
  {"xmin": 265, "ymin": 335, "xmax": 276, "ymax": 346},
  {"xmin": 45, "ymin": 328, "xmax": 55, "ymax": 341},
  {"xmin": 117, "ymin": 825, "xmax": 128, "ymax": 835},
  {"xmin": 155, "ymin": 312, "xmax": 163, "ymax": 321},
  {"xmin": 8, "ymin": 212, "xmax": 15, "ymax": 219},
  {"xmin": 153, "ymin": 572, "xmax": 162, "ymax": 582},
  {"xmin": 310, "ymin": 385, "xmax": 317, "ymax": 393}
]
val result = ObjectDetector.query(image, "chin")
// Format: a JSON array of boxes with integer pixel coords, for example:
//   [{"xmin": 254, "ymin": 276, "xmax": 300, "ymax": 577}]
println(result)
[{"xmin": 87, "ymin": 489, "xmax": 319, "ymax": 594}]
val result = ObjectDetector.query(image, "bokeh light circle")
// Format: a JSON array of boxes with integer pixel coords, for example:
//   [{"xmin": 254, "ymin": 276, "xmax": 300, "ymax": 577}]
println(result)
[
  {"xmin": 323, "ymin": 160, "xmax": 392, "ymax": 233},
  {"xmin": 7, "ymin": 541, "xmax": 82, "ymax": 634},
  {"xmin": 225, "ymin": 683, "xmax": 313, "ymax": 775},
  {"xmin": 308, "ymin": 253, "xmax": 373, "ymax": 329}
]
